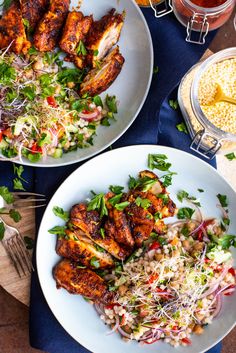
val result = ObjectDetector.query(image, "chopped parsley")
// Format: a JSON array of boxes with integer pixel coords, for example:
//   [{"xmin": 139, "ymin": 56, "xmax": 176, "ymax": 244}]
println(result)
[
  {"xmin": 108, "ymin": 193, "xmax": 123, "ymax": 206},
  {"xmin": 76, "ymin": 40, "xmax": 87, "ymax": 56},
  {"xmin": 0, "ymin": 222, "xmax": 5, "ymax": 240},
  {"xmin": 135, "ymin": 197, "xmax": 151, "ymax": 209},
  {"xmin": 177, "ymin": 190, "xmax": 201, "ymax": 207},
  {"xmin": 106, "ymin": 95, "xmax": 117, "ymax": 114},
  {"xmin": 114, "ymin": 201, "xmax": 130, "ymax": 211},
  {"xmin": 148, "ymin": 154, "xmax": 172, "ymax": 172},
  {"xmin": 176, "ymin": 122, "xmax": 188, "ymax": 134},
  {"xmin": 177, "ymin": 207, "xmax": 195, "ymax": 220},
  {"xmin": 0, "ymin": 186, "xmax": 13, "ymax": 204},
  {"xmin": 48, "ymin": 225, "xmax": 67, "ymax": 236},
  {"xmin": 24, "ymin": 236, "xmax": 35, "ymax": 250},
  {"xmin": 169, "ymin": 99, "xmax": 179, "ymax": 110},
  {"xmin": 13, "ymin": 178, "xmax": 25, "ymax": 191},
  {"xmin": 90, "ymin": 257, "xmax": 100, "ymax": 268},
  {"xmin": 153, "ymin": 66, "xmax": 159, "ymax": 75},
  {"xmin": 9, "ymin": 209, "xmax": 21, "ymax": 222},
  {"xmin": 53, "ymin": 206, "xmax": 69, "ymax": 222},
  {"xmin": 100, "ymin": 228, "xmax": 105, "ymax": 239},
  {"xmin": 217, "ymin": 194, "xmax": 228, "ymax": 208},
  {"xmin": 109, "ymin": 185, "xmax": 124, "ymax": 194},
  {"xmin": 225, "ymin": 152, "xmax": 236, "ymax": 161},
  {"xmin": 87, "ymin": 193, "xmax": 108, "ymax": 218}
]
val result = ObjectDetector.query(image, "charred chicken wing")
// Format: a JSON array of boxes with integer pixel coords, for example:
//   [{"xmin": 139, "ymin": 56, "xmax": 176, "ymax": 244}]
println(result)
[
  {"xmin": 19, "ymin": 0, "xmax": 49, "ymax": 30},
  {"xmin": 86, "ymin": 8, "xmax": 124, "ymax": 68},
  {"xmin": 33, "ymin": 0, "xmax": 69, "ymax": 51},
  {"xmin": 70, "ymin": 204, "xmax": 128, "ymax": 260},
  {"xmin": 0, "ymin": 2, "xmax": 31, "ymax": 54},
  {"xmin": 54, "ymin": 259, "xmax": 114, "ymax": 303},
  {"xmin": 80, "ymin": 46, "xmax": 124, "ymax": 97},
  {"xmin": 56, "ymin": 230, "xmax": 114, "ymax": 268}
]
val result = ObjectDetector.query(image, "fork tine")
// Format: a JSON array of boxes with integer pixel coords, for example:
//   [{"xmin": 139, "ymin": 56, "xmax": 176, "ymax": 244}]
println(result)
[
  {"xmin": 14, "ymin": 204, "xmax": 47, "ymax": 210},
  {"xmin": 13, "ymin": 192, "xmax": 45, "ymax": 197},
  {"xmin": 15, "ymin": 237, "xmax": 32, "ymax": 272},
  {"xmin": 14, "ymin": 198, "xmax": 47, "ymax": 204},
  {"xmin": 18, "ymin": 234, "xmax": 33, "ymax": 272},
  {"xmin": 8, "ymin": 238, "xmax": 26, "ymax": 276},
  {"xmin": 3, "ymin": 242, "xmax": 22, "ymax": 277}
]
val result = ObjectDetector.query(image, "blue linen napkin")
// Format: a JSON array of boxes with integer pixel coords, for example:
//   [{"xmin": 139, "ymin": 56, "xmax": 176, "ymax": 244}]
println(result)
[{"xmin": 29, "ymin": 7, "xmax": 221, "ymax": 353}]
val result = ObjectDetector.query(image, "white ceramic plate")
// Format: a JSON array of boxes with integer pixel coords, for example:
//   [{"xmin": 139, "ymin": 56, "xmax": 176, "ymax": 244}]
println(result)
[
  {"xmin": 3, "ymin": 0, "xmax": 153, "ymax": 167},
  {"xmin": 37, "ymin": 145, "xmax": 236, "ymax": 353}
]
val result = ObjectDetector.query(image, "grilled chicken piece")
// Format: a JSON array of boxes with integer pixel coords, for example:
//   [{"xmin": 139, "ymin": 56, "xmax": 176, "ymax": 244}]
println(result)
[
  {"xmin": 105, "ymin": 192, "xmax": 134, "ymax": 249},
  {"xmin": 80, "ymin": 46, "xmax": 124, "ymax": 97},
  {"xmin": 0, "ymin": 2, "xmax": 31, "ymax": 54},
  {"xmin": 54, "ymin": 259, "xmax": 114, "ymax": 303},
  {"xmin": 70, "ymin": 204, "xmax": 128, "ymax": 260},
  {"xmin": 19, "ymin": 0, "xmax": 49, "ymax": 30},
  {"xmin": 125, "ymin": 197, "xmax": 155, "ymax": 247},
  {"xmin": 86, "ymin": 8, "xmax": 124, "ymax": 68},
  {"xmin": 56, "ymin": 230, "xmax": 114, "ymax": 268},
  {"xmin": 33, "ymin": 0, "xmax": 69, "ymax": 52},
  {"xmin": 59, "ymin": 11, "xmax": 93, "ymax": 55}
]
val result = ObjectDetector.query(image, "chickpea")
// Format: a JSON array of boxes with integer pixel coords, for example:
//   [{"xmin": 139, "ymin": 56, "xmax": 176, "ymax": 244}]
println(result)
[
  {"xmin": 213, "ymin": 225, "xmax": 222, "ymax": 236},
  {"xmin": 24, "ymin": 69, "xmax": 34, "ymax": 79},
  {"xmin": 188, "ymin": 222, "xmax": 196, "ymax": 232},
  {"xmin": 54, "ymin": 84, "xmax": 61, "ymax": 95},
  {"xmin": 193, "ymin": 324, "xmax": 204, "ymax": 335},
  {"xmin": 188, "ymin": 323, "xmax": 195, "ymax": 330},
  {"xmin": 193, "ymin": 242, "xmax": 204, "ymax": 251},
  {"xmin": 118, "ymin": 285, "xmax": 128, "ymax": 296},
  {"xmin": 67, "ymin": 81, "xmax": 75, "ymax": 89},
  {"xmin": 172, "ymin": 249, "xmax": 180, "ymax": 257},
  {"xmin": 182, "ymin": 239, "xmax": 191, "ymax": 250},
  {"xmin": 195, "ymin": 312, "xmax": 204, "ymax": 321},
  {"xmin": 33, "ymin": 59, "xmax": 43, "ymax": 71},
  {"xmin": 154, "ymin": 253, "xmax": 164, "ymax": 261}
]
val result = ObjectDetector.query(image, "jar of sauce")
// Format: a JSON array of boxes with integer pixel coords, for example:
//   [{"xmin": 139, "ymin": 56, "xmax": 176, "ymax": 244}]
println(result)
[{"xmin": 172, "ymin": 0, "xmax": 235, "ymax": 44}]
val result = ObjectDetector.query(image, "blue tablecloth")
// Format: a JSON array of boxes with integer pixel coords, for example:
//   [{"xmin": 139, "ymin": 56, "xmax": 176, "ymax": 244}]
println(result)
[{"xmin": 0, "ymin": 6, "xmax": 222, "ymax": 353}]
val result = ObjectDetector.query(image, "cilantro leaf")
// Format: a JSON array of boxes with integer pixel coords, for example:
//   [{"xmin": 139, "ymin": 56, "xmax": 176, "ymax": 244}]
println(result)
[
  {"xmin": 13, "ymin": 165, "xmax": 27, "ymax": 182},
  {"xmin": 109, "ymin": 185, "xmax": 124, "ymax": 194},
  {"xmin": 176, "ymin": 122, "xmax": 188, "ymax": 134},
  {"xmin": 106, "ymin": 95, "xmax": 117, "ymax": 113},
  {"xmin": 161, "ymin": 172, "xmax": 177, "ymax": 187},
  {"xmin": 108, "ymin": 193, "xmax": 123, "ymax": 207},
  {"xmin": 76, "ymin": 40, "xmax": 87, "ymax": 56},
  {"xmin": 154, "ymin": 212, "xmax": 162, "ymax": 221},
  {"xmin": 148, "ymin": 154, "xmax": 171, "ymax": 171},
  {"xmin": 48, "ymin": 225, "xmax": 67, "ymax": 235},
  {"xmin": 217, "ymin": 194, "xmax": 228, "ymax": 208},
  {"xmin": 0, "ymin": 186, "xmax": 13, "ymax": 204},
  {"xmin": 53, "ymin": 206, "xmax": 69, "ymax": 222},
  {"xmin": 93, "ymin": 95, "xmax": 103, "ymax": 108},
  {"xmin": 13, "ymin": 178, "xmax": 25, "ymax": 191},
  {"xmin": 90, "ymin": 257, "xmax": 100, "ymax": 268},
  {"xmin": 87, "ymin": 193, "xmax": 108, "ymax": 218},
  {"xmin": 198, "ymin": 189, "xmax": 204, "ymax": 193},
  {"xmin": 9, "ymin": 209, "xmax": 21, "ymax": 222},
  {"xmin": 177, "ymin": 207, "xmax": 195, "ymax": 220},
  {"xmin": 169, "ymin": 99, "xmax": 179, "ymax": 110},
  {"xmin": 225, "ymin": 152, "xmax": 236, "ymax": 161},
  {"xmin": 100, "ymin": 228, "xmax": 105, "ymax": 239},
  {"xmin": 135, "ymin": 197, "xmax": 151, "ymax": 209},
  {"xmin": 177, "ymin": 190, "xmax": 201, "ymax": 207},
  {"xmin": 24, "ymin": 236, "xmax": 35, "ymax": 250},
  {"xmin": 114, "ymin": 201, "xmax": 130, "ymax": 211},
  {"xmin": 218, "ymin": 235, "xmax": 236, "ymax": 250},
  {"xmin": 153, "ymin": 66, "xmax": 159, "ymax": 75},
  {"xmin": 156, "ymin": 193, "xmax": 169, "ymax": 205},
  {"xmin": 0, "ymin": 222, "xmax": 5, "ymax": 240}
]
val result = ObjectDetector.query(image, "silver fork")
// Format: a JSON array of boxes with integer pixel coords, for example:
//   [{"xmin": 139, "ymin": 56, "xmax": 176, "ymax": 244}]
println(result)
[
  {"xmin": 0, "ymin": 216, "xmax": 33, "ymax": 277},
  {"xmin": 1, "ymin": 192, "xmax": 46, "ymax": 210}
]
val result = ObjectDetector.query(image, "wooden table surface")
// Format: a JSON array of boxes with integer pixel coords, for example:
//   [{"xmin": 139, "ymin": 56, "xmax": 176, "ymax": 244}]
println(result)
[{"xmin": 0, "ymin": 9, "xmax": 236, "ymax": 353}]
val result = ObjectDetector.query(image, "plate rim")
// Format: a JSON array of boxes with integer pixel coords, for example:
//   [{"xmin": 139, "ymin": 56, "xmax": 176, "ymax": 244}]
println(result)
[
  {"xmin": 36, "ymin": 144, "xmax": 236, "ymax": 353},
  {"xmin": 5, "ymin": 0, "xmax": 154, "ymax": 168}
]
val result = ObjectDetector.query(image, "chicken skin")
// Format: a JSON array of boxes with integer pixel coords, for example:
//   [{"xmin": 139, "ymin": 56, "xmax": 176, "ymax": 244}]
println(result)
[
  {"xmin": 56, "ymin": 230, "xmax": 114, "ymax": 269},
  {"xmin": 59, "ymin": 11, "xmax": 93, "ymax": 55},
  {"xmin": 80, "ymin": 46, "xmax": 124, "ymax": 97},
  {"xmin": 54, "ymin": 259, "xmax": 114, "ymax": 303},
  {"xmin": 0, "ymin": 2, "xmax": 31, "ymax": 54},
  {"xmin": 33, "ymin": 0, "xmax": 69, "ymax": 51},
  {"xmin": 86, "ymin": 8, "xmax": 124, "ymax": 68},
  {"xmin": 19, "ymin": 0, "xmax": 49, "ymax": 30},
  {"xmin": 70, "ymin": 203, "xmax": 128, "ymax": 260}
]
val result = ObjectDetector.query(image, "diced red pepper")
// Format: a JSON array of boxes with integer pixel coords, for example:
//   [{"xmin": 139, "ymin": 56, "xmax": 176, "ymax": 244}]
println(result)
[
  {"xmin": 228, "ymin": 268, "xmax": 236, "ymax": 277},
  {"xmin": 2, "ymin": 128, "xmax": 13, "ymax": 139},
  {"xmin": 31, "ymin": 142, "xmax": 42, "ymax": 154},
  {"xmin": 148, "ymin": 273, "xmax": 159, "ymax": 284},
  {"xmin": 196, "ymin": 219, "xmax": 214, "ymax": 241},
  {"xmin": 182, "ymin": 337, "xmax": 192, "ymax": 345},
  {"xmin": 149, "ymin": 241, "xmax": 161, "ymax": 251},
  {"xmin": 120, "ymin": 314, "xmax": 126, "ymax": 326},
  {"xmin": 47, "ymin": 96, "xmax": 58, "ymax": 108},
  {"xmin": 105, "ymin": 303, "xmax": 120, "ymax": 310}
]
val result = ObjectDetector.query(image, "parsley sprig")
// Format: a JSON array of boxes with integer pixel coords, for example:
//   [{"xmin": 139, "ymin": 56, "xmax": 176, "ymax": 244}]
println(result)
[{"xmin": 87, "ymin": 193, "xmax": 108, "ymax": 218}]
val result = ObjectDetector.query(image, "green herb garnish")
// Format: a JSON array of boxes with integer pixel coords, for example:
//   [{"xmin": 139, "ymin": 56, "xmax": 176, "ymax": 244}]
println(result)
[
  {"xmin": 9, "ymin": 209, "xmax": 21, "ymax": 222},
  {"xmin": 217, "ymin": 194, "xmax": 228, "ymax": 208},
  {"xmin": 87, "ymin": 193, "xmax": 108, "ymax": 218},
  {"xmin": 24, "ymin": 236, "xmax": 35, "ymax": 249},
  {"xmin": 0, "ymin": 186, "xmax": 13, "ymax": 204},
  {"xmin": 176, "ymin": 122, "xmax": 188, "ymax": 134},
  {"xmin": 48, "ymin": 225, "xmax": 67, "ymax": 236},
  {"xmin": 148, "ymin": 154, "xmax": 171, "ymax": 171},
  {"xmin": 0, "ymin": 222, "xmax": 5, "ymax": 240},
  {"xmin": 177, "ymin": 207, "xmax": 195, "ymax": 220},
  {"xmin": 169, "ymin": 99, "xmax": 179, "ymax": 110},
  {"xmin": 135, "ymin": 197, "xmax": 151, "ymax": 209},
  {"xmin": 90, "ymin": 257, "xmax": 100, "ymax": 268},
  {"xmin": 109, "ymin": 185, "xmax": 124, "ymax": 194},
  {"xmin": 225, "ymin": 152, "xmax": 236, "ymax": 161},
  {"xmin": 114, "ymin": 201, "xmax": 130, "ymax": 211},
  {"xmin": 53, "ymin": 206, "xmax": 69, "ymax": 222}
]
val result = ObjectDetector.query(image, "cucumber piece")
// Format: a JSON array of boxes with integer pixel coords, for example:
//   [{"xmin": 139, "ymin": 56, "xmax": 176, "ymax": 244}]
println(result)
[
  {"xmin": 14, "ymin": 116, "xmax": 36, "ymax": 136},
  {"xmin": 0, "ymin": 139, "xmax": 9, "ymax": 149},
  {"xmin": 53, "ymin": 148, "xmax": 63, "ymax": 159}
]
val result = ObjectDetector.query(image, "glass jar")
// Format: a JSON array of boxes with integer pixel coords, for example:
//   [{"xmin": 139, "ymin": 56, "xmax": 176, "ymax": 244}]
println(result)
[
  {"xmin": 149, "ymin": 0, "xmax": 235, "ymax": 43},
  {"xmin": 172, "ymin": 0, "xmax": 235, "ymax": 44},
  {"xmin": 178, "ymin": 48, "xmax": 236, "ymax": 160}
]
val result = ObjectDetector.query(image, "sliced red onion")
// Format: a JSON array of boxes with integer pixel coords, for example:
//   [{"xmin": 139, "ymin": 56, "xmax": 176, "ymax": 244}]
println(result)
[
  {"xmin": 221, "ymin": 286, "xmax": 235, "ymax": 296},
  {"xmin": 106, "ymin": 316, "xmax": 120, "ymax": 336},
  {"xmin": 200, "ymin": 266, "xmax": 231, "ymax": 298},
  {"xmin": 78, "ymin": 109, "xmax": 101, "ymax": 122},
  {"xmin": 117, "ymin": 326, "xmax": 132, "ymax": 339},
  {"xmin": 216, "ymin": 204, "xmax": 229, "ymax": 231},
  {"xmin": 212, "ymin": 294, "xmax": 222, "ymax": 318},
  {"xmin": 94, "ymin": 302, "xmax": 105, "ymax": 315},
  {"xmin": 189, "ymin": 221, "xmax": 204, "ymax": 236}
]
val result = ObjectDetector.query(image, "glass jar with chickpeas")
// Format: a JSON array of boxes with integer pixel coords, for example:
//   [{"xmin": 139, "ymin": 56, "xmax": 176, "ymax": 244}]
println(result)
[{"xmin": 178, "ymin": 47, "xmax": 236, "ymax": 159}]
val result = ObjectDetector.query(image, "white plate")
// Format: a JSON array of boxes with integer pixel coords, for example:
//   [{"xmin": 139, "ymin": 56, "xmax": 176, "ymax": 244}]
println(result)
[
  {"xmin": 37, "ymin": 145, "xmax": 236, "ymax": 353},
  {"xmin": 5, "ymin": 0, "xmax": 153, "ymax": 167}
]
